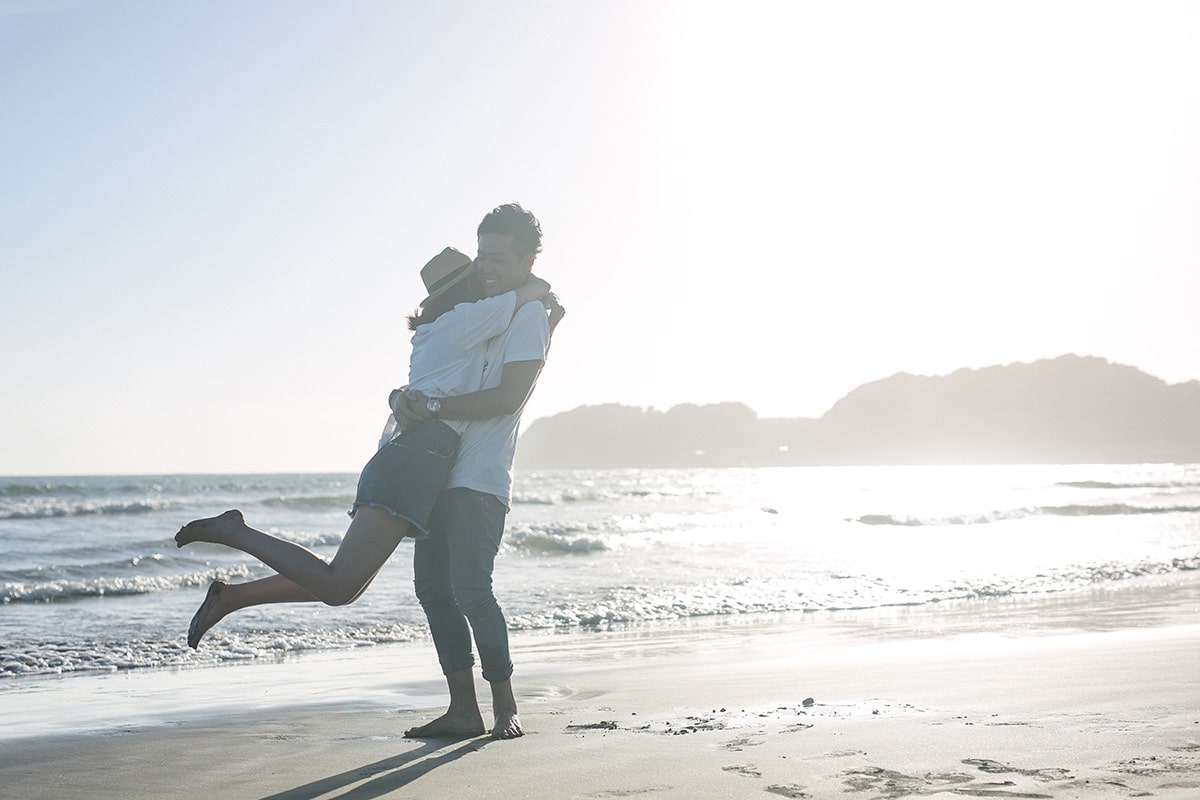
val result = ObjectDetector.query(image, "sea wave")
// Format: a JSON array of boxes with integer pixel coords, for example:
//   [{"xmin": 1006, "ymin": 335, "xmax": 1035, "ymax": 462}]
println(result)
[
  {"xmin": 509, "ymin": 485, "xmax": 722, "ymax": 506},
  {"xmin": 507, "ymin": 555, "xmax": 1200, "ymax": 631},
  {"xmin": 0, "ymin": 479, "xmax": 168, "ymax": 498},
  {"xmin": 257, "ymin": 493, "xmax": 355, "ymax": 511},
  {"xmin": 508, "ymin": 531, "xmax": 610, "ymax": 554},
  {"xmin": 0, "ymin": 564, "xmax": 257, "ymax": 603},
  {"xmin": 852, "ymin": 504, "xmax": 1200, "ymax": 526},
  {"xmin": 1, "ymin": 481, "xmax": 88, "ymax": 498},
  {"xmin": 1056, "ymin": 480, "xmax": 1200, "ymax": 490},
  {"xmin": 511, "ymin": 489, "xmax": 623, "ymax": 505},
  {"xmin": 504, "ymin": 520, "xmax": 613, "ymax": 553},
  {"xmin": 0, "ymin": 622, "xmax": 423, "ymax": 678},
  {"xmin": 0, "ymin": 552, "xmax": 172, "ymax": 584},
  {"xmin": 511, "ymin": 493, "xmax": 560, "ymax": 505},
  {"xmin": 0, "ymin": 498, "xmax": 176, "ymax": 520}
]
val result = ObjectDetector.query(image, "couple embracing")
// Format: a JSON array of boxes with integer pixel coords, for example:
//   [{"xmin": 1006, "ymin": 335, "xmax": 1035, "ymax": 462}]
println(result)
[{"xmin": 175, "ymin": 203, "xmax": 563, "ymax": 741}]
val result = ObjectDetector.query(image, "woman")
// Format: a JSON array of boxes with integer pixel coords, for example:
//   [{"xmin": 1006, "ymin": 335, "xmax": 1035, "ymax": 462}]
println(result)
[{"xmin": 175, "ymin": 247, "xmax": 554, "ymax": 649}]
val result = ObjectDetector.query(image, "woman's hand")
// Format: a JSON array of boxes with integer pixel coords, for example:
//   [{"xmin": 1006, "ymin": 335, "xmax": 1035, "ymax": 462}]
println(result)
[
  {"xmin": 542, "ymin": 292, "xmax": 566, "ymax": 334},
  {"xmin": 388, "ymin": 387, "xmax": 408, "ymax": 417},
  {"xmin": 393, "ymin": 389, "xmax": 428, "ymax": 431}
]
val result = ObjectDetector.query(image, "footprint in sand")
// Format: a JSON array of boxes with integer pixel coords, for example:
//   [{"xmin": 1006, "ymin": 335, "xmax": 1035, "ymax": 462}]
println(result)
[
  {"xmin": 721, "ymin": 733, "xmax": 766, "ymax": 751},
  {"xmin": 843, "ymin": 766, "xmax": 974, "ymax": 798},
  {"xmin": 963, "ymin": 758, "xmax": 1073, "ymax": 782}
]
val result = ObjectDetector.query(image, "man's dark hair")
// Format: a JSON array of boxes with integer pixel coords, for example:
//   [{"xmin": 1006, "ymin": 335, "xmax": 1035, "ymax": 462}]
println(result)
[{"xmin": 477, "ymin": 203, "xmax": 543, "ymax": 259}]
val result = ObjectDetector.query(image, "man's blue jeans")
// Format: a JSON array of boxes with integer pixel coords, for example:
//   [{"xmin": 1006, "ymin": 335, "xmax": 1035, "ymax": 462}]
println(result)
[{"xmin": 413, "ymin": 487, "xmax": 513, "ymax": 683}]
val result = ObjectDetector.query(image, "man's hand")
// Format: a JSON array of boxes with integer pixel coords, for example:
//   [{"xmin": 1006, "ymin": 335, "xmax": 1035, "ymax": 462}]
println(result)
[{"xmin": 392, "ymin": 388, "xmax": 427, "ymax": 431}]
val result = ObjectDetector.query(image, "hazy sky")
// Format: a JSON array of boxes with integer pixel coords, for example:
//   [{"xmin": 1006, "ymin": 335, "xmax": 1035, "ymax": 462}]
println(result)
[{"xmin": 2, "ymin": 0, "xmax": 1197, "ymax": 475}]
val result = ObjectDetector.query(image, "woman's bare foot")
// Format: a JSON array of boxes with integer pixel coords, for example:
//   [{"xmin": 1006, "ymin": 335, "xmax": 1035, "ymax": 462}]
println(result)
[
  {"xmin": 187, "ymin": 580, "xmax": 230, "ymax": 649},
  {"xmin": 403, "ymin": 709, "xmax": 487, "ymax": 740},
  {"xmin": 175, "ymin": 509, "xmax": 248, "ymax": 548},
  {"xmin": 492, "ymin": 711, "xmax": 523, "ymax": 740}
]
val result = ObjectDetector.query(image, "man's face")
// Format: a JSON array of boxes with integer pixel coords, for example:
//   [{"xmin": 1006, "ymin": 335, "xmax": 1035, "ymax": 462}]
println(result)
[{"xmin": 476, "ymin": 232, "xmax": 533, "ymax": 297}]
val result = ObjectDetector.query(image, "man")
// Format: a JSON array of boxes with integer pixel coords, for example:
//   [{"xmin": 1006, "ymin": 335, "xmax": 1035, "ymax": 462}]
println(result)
[{"xmin": 392, "ymin": 203, "xmax": 562, "ymax": 740}]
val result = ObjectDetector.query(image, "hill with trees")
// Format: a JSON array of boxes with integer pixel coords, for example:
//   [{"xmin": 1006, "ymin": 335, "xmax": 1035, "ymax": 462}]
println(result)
[{"xmin": 517, "ymin": 355, "xmax": 1200, "ymax": 467}]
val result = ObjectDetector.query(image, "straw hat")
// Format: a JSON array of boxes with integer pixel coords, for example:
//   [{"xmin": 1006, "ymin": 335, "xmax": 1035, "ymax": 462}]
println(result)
[{"xmin": 420, "ymin": 247, "xmax": 474, "ymax": 306}]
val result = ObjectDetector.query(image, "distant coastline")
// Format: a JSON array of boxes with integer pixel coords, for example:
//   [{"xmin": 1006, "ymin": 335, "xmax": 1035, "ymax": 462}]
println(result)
[{"xmin": 518, "ymin": 355, "xmax": 1200, "ymax": 467}]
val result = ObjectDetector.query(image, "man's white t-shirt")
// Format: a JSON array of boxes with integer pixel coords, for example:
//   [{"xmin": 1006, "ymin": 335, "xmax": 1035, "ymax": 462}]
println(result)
[
  {"xmin": 405, "ymin": 292, "xmax": 518, "ymax": 435},
  {"xmin": 446, "ymin": 301, "xmax": 550, "ymax": 506}
]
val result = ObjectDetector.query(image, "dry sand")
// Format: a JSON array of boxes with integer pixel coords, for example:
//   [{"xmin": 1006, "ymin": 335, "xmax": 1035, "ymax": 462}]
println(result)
[{"xmin": 2, "ymin": 575, "xmax": 1198, "ymax": 799}]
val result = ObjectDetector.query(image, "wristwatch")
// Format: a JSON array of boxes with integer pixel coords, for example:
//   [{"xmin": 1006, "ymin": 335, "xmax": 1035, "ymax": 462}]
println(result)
[{"xmin": 425, "ymin": 397, "xmax": 441, "ymax": 419}]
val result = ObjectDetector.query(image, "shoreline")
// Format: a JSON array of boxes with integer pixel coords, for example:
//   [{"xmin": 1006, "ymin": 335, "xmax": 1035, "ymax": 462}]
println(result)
[
  {"xmin": 2, "ymin": 574, "xmax": 1199, "ymax": 798},
  {"xmin": 3, "ymin": 571, "xmax": 1199, "ymax": 739}
]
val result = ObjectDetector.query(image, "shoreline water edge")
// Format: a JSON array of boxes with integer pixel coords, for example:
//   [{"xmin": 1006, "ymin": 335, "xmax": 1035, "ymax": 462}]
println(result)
[{"xmin": 0, "ymin": 570, "xmax": 1197, "ymax": 737}]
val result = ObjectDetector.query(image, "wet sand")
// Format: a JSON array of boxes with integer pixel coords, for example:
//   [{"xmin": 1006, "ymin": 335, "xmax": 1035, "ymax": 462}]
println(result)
[{"xmin": 1, "ymin": 575, "xmax": 1198, "ymax": 799}]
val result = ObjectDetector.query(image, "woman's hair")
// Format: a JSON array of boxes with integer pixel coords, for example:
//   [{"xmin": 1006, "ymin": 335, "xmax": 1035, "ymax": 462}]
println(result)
[{"xmin": 407, "ymin": 272, "xmax": 485, "ymax": 331}]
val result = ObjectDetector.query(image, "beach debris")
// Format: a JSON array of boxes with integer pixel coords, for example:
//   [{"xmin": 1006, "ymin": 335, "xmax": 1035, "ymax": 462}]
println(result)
[
  {"xmin": 572, "ymin": 701, "xmax": 908, "ymax": 739},
  {"xmin": 668, "ymin": 714, "xmax": 727, "ymax": 735},
  {"xmin": 722, "ymin": 764, "xmax": 762, "ymax": 778},
  {"xmin": 565, "ymin": 720, "xmax": 618, "ymax": 731},
  {"xmin": 802, "ymin": 697, "xmax": 815, "ymax": 707}
]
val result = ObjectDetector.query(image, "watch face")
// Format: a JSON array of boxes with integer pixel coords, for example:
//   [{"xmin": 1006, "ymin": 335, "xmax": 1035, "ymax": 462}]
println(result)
[{"xmin": 427, "ymin": 398, "xmax": 441, "ymax": 414}]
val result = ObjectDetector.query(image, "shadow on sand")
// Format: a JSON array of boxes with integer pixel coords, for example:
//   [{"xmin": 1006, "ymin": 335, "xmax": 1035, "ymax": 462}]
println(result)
[{"xmin": 259, "ymin": 736, "xmax": 492, "ymax": 800}]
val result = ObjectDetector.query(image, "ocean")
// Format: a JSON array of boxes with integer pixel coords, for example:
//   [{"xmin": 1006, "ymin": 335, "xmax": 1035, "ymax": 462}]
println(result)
[{"xmin": 2, "ymin": 465, "xmax": 1198, "ymax": 681}]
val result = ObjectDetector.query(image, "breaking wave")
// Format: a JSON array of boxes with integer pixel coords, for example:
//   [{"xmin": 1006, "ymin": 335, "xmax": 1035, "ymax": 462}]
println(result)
[
  {"xmin": 506, "ymin": 556, "xmax": 1200, "ymax": 631},
  {"xmin": 853, "ymin": 504, "xmax": 1200, "ymax": 526},
  {"xmin": 0, "ymin": 623, "xmax": 423, "ymax": 678},
  {"xmin": 1056, "ymin": 480, "xmax": 1200, "ymax": 490},
  {"xmin": 1, "ymin": 499, "xmax": 175, "ymax": 520},
  {"xmin": 1, "ymin": 564, "xmax": 258, "ymax": 603}
]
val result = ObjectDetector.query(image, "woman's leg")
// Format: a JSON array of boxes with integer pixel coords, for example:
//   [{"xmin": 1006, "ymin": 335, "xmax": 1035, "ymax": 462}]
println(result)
[
  {"xmin": 187, "ymin": 574, "xmax": 313, "ymax": 648},
  {"xmin": 176, "ymin": 506, "xmax": 408, "ymax": 606},
  {"xmin": 187, "ymin": 561, "xmax": 392, "ymax": 649}
]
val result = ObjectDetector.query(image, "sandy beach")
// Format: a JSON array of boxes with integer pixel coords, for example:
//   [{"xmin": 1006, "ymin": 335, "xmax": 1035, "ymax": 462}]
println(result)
[{"xmin": 2, "ymin": 574, "xmax": 1198, "ymax": 799}]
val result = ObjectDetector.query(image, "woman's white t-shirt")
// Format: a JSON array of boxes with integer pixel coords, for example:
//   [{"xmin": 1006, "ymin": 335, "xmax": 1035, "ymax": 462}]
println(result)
[{"xmin": 378, "ymin": 292, "xmax": 517, "ymax": 445}]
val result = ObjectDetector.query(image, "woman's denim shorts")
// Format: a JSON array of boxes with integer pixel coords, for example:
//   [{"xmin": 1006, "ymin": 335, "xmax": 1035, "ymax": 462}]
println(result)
[{"xmin": 350, "ymin": 418, "xmax": 459, "ymax": 538}]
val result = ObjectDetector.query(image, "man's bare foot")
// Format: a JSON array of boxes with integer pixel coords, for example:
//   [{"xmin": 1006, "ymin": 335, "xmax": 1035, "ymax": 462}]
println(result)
[
  {"xmin": 489, "ymin": 679, "xmax": 523, "ymax": 740},
  {"xmin": 175, "ymin": 509, "xmax": 247, "ymax": 548},
  {"xmin": 403, "ymin": 710, "xmax": 486, "ymax": 740},
  {"xmin": 492, "ymin": 711, "xmax": 523, "ymax": 740},
  {"xmin": 188, "ymin": 580, "xmax": 229, "ymax": 649}
]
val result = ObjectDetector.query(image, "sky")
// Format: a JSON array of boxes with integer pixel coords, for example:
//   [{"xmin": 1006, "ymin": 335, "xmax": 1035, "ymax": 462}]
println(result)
[{"xmin": 1, "ymin": 0, "xmax": 1197, "ymax": 475}]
